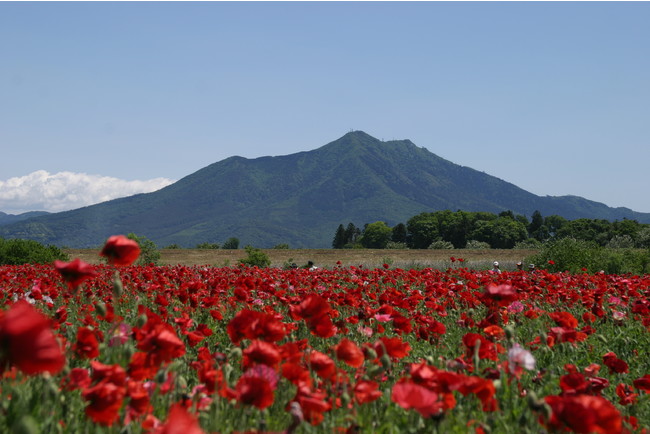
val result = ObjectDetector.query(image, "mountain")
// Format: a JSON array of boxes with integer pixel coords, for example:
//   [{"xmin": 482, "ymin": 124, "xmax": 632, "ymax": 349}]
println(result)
[
  {"xmin": 0, "ymin": 211, "xmax": 50, "ymax": 226},
  {"xmin": 1, "ymin": 131, "xmax": 649, "ymax": 248}
]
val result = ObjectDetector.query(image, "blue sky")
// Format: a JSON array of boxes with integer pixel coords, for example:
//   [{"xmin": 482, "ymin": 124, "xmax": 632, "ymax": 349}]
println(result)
[{"xmin": 1, "ymin": 2, "xmax": 649, "ymax": 214}]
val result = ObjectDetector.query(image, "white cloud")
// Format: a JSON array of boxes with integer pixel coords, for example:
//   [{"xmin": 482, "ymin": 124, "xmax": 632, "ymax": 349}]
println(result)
[{"xmin": 0, "ymin": 170, "xmax": 175, "ymax": 215}]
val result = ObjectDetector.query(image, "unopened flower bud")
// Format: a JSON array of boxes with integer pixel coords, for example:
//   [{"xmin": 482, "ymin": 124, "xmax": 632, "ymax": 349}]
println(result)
[
  {"xmin": 95, "ymin": 301, "xmax": 107, "ymax": 318},
  {"xmin": 135, "ymin": 314, "xmax": 148, "ymax": 328},
  {"xmin": 380, "ymin": 354, "xmax": 392, "ymax": 371},
  {"xmin": 112, "ymin": 271, "xmax": 123, "ymax": 299}
]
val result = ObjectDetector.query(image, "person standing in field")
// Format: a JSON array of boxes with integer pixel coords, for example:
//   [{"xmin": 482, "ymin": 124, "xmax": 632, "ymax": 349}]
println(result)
[{"xmin": 492, "ymin": 261, "xmax": 501, "ymax": 274}]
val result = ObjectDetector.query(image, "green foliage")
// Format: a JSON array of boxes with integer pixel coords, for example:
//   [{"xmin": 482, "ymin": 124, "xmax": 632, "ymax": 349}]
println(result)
[
  {"xmin": 272, "ymin": 243, "xmax": 290, "ymax": 249},
  {"xmin": 391, "ymin": 222, "xmax": 407, "ymax": 243},
  {"xmin": 526, "ymin": 237, "xmax": 650, "ymax": 274},
  {"xmin": 126, "ymin": 233, "xmax": 161, "ymax": 265},
  {"xmin": 513, "ymin": 238, "xmax": 542, "ymax": 249},
  {"xmin": 606, "ymin": 235, "xmax": 634, "ymax": 249},
  {"xmin": 464, "ymin": 240, "xmax": 491, "ymax": 249},
  {"xmin": 196, "ymin": 242, "xmax": 220, "ymax": 249},
  {"xmin": 385, "ymin": 241, "xmax": 408, "ymax": 249},
  {"xmin": 164, "ymin": 244, "xmax": 182, "ymax": 249},
  {"xmin": 222, "ymin": 237, "xmax": 240, "ymax": 249},
  {"xmin": 428, "ymin": 240, "xmax": 454, "ymax": 249},
  {"xmin": 0, "ymin": 238, "xmax": 68, "ymax": 265},
  {"xmin": 635, "ymin": 227, "xmax": 650, "ymax": 248},
  {"xmin": 332, "ymin": 224, "xmax": 347, "ymax": 249},
  {"xmin": 360, "ymin": 221, "xmax": 392, "ymax": 249},
  {"xmin": 238, "ymin": 246, "xmax": 271, "ymax": 267}
]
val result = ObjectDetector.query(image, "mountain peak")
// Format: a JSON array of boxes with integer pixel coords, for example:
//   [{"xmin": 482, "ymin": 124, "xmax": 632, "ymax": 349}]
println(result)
[{"xmin": 2, "ymin": 132, "xmax": 649, "ymax": 248}]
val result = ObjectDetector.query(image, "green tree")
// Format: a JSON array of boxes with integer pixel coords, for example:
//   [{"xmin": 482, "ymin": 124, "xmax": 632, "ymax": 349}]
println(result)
[
  {"xmin": 0, "ymin": 238, "xmax": 68, "ymax": 265},
  {"xmin": 469, "ymin": 217, "xmax": 528, "ymax": 249},
  {"xmin": 528, "ymin": 210, "xmax": 546, "ymax": 241},
  {"xmin": 544, "ymin": 215, "xmax": 568, "ymax": 239},
  {"xmin": 332, "ymin": 224, "xmax": 347, "ymax": 249},
  {"xmin": 127, "ymin": 233, "xmax": 161, "ymax": 265},
  {"xmin": 406, "ymin": 213, "xmax": 440, "ymax": 249},
  {"xmin": 360, "ymin": 221, "xmax": 392, "ymax": 249},
  {"xmin": 223, "ymin": 237, "xmax": 240, "ymax": 249},
  {"xmin": 239, "ymin": 246, "xmax": 271, "ymax": 267},
  {"xmin": 344, "ymin": 223, "xmax": 361, "ymax": 246},
  {"xmin": 391, "ymin": 223, "xmax": 407, "ymax": 244}
]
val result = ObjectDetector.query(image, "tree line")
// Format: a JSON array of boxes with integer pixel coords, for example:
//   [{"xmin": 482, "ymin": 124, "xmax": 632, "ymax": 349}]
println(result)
[{"xmin": 332, "ymin": 210, "xmax": 650, "ymax": 249}]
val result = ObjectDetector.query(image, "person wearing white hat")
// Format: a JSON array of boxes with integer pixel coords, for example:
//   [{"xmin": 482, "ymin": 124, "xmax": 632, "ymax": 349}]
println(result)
[{"xmin": 492, "ymin": 261, "xmax": 501, "ymax": 274}]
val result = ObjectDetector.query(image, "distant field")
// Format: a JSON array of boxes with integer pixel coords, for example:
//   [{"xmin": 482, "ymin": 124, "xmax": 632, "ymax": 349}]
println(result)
[{"xmin": 64, "ymin": 248, "xmax": 539, "ymax": 270}]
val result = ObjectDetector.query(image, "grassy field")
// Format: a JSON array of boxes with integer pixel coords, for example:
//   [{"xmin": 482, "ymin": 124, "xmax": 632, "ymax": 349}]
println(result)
[{"xmin": 64, "ymin": 248, "xmax": 539, "ymax": 270}]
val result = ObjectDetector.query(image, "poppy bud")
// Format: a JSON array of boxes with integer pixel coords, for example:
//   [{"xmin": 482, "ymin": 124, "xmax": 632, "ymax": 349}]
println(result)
[
  {"xmin": 380, "ymin": 354, "xmax": 391, "ymax": 371},
  {"xmin": 95, "ymin": 302, "xmax": 107, "ymax": 318},
  {"xmin": 112, "ymin": 271, "xmax": 123, "ymax": 299},
  {"xmin": 155, "ymin": 369, "xmax": 167, "ymax": 384},
  {"xmin": 473, "ymin": 340, "xmax": 481, "ymax": 371},
  {"xmin": 13, "ymin": 415, "xmax": 39, "ymax": 434},
  {"xmin": 364, "ymin": 348, "xmax": 378, "ymax": 361},
  {"xmin": 135, "ymin": 314, "xmax": 148, "ymax": 328},
  {"xmin": 228, "ymin": 347, "xmax": 243, "ymax": 360},
  {"xmin": 123, "ymin": 344, "xmax": 135, "ymax": 360},
  {"xmin": 596, "ymin": 334, "xmax": 608, "ymax": 344},
  {"xmin": 341, "ymin": 391, "xmax": 351, "ymax": 407},
  {"xmin": 367, "ymin": 364, "xmax": 384, "ymax": 378},
  {"xmin": 504, "ymin": 325, "xmax": 515, "ymax": 342},
  {"xmin": 177, "ymin": 375, "xmax": 187, "ymax": 390}
]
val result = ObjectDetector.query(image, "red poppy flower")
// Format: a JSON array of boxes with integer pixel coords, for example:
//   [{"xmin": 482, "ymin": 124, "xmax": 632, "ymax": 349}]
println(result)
[
  {"xmin": 235, "ymin": 375, "xmax": 275, "ymax": 409},
  {"xmin": 158, "ymin": 403, "xmax": 205, "ymax": 434},
  {"xmin": 126, "ymin": 380, "xmax": 153, "ymax": 421},
  {"xmin": 290, "ymin": 385, "xmax": 332, "ymax": 425},
  {"xmin": 353, "ymin": 380, "xmax": 382, "ymax": 404},
  {"xmin": 61, "ymin": 367, "xmax": 91, "ymax": 391},
  {"xmin": 375, "ymin": 336, "xmax": 411, "ymax": 359},
  {"xmin": 543, "ymin": 394, "xmax": 623, "ymax": 434},
  {"xmin": 0, "ymin": 300, "xmax": 65, "ymax": 375},
  {"xmin": 549, "ymin": 311, "xmax": 579, "ymax": 329},
  {"xmin": 82, "ymin": 381, "xmax": 127, "ymax": 426},
  {"xmin": 282, "ymin": 362, "xmax": 312, "ymax": 388},
  {"xmin": 54, "ymin": 258, "xmax": 97, "ymax": 290},
  {"xmin": 100, "ymin": 235, "xmax": 141, "ymax": 266},
  {"xmin": 603, "ymin": 352, "xmax": 629, "ymax": 374},
  {"xmin": 227, "ymin": 309, "xmax": 286, "ymax": 345},
  {"xmin": 615, "ymin": 383, "xmax": 638, "ymax": 406},
  {"xmin": 309, "ymin": 350, "xmax": 337, "ymax": 381},
  {"xmin": 134, "ymin": 312, "xmax": 186, "ymax": 366},
  {"xmin": 484, "ymin": 284, "xmax": 518, "ymax": 306},
  {"xmin": 242, "ymin": 340, "xmax": 281, "ymax": 370},
  {"xmin": 74, "ymin": 327, "xmax": 100, "ymax": 359},
  {"xmin": 633, "ymin": 374, "xmax": 650, "ymax": 392},
  {"xmin": 391, "ymin": 379, "xmax": 444, "ymax": 418},
  {"xmin": 335, "ymin": 338, "xmax": 365, "ymax": 368}
]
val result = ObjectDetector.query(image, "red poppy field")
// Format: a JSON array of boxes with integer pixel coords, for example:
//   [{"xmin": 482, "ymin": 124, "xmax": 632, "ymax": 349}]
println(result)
[{"xmin": 1, "ymin": 238, "xmax": 649, "ymax": 433}]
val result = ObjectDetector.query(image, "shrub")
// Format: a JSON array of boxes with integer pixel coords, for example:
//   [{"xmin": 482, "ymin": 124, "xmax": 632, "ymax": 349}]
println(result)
[
  {"xmin": 126, "ymin": 233, "xmax": 161, "ymax": 265},
  {"xmin": 196, "ymin": 242, "xmax": 220, "ymax": 249},
  {"xmin": 385, "ymin": 241, "xmax": 408, "ymax": 249},
  {"xmin": 513, "ymin": 239, "xmax": 542, "ymax": 249},
  {"xmin": 273, "ymin": 243, "xmax": 290, "ymax": 249},
  {"xmin": 428, "ymin": 240, "xmax": 454, "ymax": 249},
  {"xmin": 0, "ymin": 238, "xmax": 68, "ymax": 265},
  {"xmin": 636, "ymin": 227, "xmax": 650, "ymax": 248},
  {"xmin": 464, "ymin": 240, "xmax": 491, "ymax": 249},
  {"xmin": 606, "ymin": 235, "xmax": 634, "ymax": 249},
  {"xmin": 164, "ymin": 244, "xmax": 182, "ymax": 249},
  {"xmin": 239, "ymin": 246, "xmax": 271, "ymax": 268},
  {"xmin": 223, "ymin": 237, "xmax": 240, "ymax": 249}
]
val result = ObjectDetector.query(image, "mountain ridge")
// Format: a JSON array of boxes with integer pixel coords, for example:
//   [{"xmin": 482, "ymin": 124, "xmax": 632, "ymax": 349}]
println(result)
[{"xmin": 1, "ymin": 131, "xmax": 648, "ymax": 248}]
